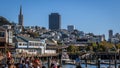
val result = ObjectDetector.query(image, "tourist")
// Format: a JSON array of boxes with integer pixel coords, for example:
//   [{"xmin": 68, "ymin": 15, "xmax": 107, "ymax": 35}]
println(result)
[
  {"xmin": 76, "ymin": 65, "xmax": 82, "ymax": 68},
  {"xmin": 9, "ymin": 64, "xmax": 16, "ymax": 68},
  {"xmin": 4, "ymin": 64, "xmax": 8, "ymax": 68},
  {"xmin": 29, "ymin": 62, "xmax": 33, "ymax": 68},
  {"xmin": 9, "ymin": 58, "xmax": 16, "ymax": 68},
  {"xmin": 25, "ymin": 62, "xmax": 29, "ymax": 68},
  {"xmin": 7, "ymin": 51, "xmax": 12, "ymax": 60},
  {"xmin": 20, "ymin": 56, "xmax": 24, "ymax": 62},
  {"xmin": 51, "ymin": 63, "xmax": 54, "ymax": 68},
  {"xmin": 57, "ymin": 65, "xmax": 62, "ymax": 68},
  {"xmin": 51, "ymin": 63, "xmax": 58, "ymax": 68},
  {"xmin": 42, "ymin": 66, "xmax": 46, "ymax": 68},
  {"xmin": 18, "ymin": 61, "xmax": 23, "ymax": 68}
]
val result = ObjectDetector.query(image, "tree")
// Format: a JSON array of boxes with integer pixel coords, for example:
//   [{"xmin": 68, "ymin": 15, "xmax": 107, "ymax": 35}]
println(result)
[
  {"xmin": 90, "ymin": 41, "xmax": 112, "ymax": 52},
  {"xmin": 67, "ymin": 45, "xmax": 79, "ymax": 53},
  {"xmin": 27, "ymin": 32, "xmax": 39, "ymax": 37},
  {"xmin": 86, "ymin": 46, "xmax": 93, "ymax": 51},
  {"xmin": 116, "ymin": 43, "xmax": 120, "ymax": 49},
  {"xmin": 91, "ymin": 42, "xmax": 97, "ymax": 52},
  {"xmin": 100, "ymin": 41, "xmax": 113, "ymax": 48}
]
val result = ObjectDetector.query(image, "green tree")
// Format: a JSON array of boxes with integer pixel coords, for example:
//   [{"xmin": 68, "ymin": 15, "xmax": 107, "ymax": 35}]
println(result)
[
  {"xmin": 100, "ymin": 41, "xmax": 113, "ymax": 49},
  {"xmin": 67, "ymin": 45, "xmax": 79, "ymax": 53},
  {"xmin": 116, "ymin": 43, "xmax": 120, "ymax": 49},
  {"xmin": 86, "ymin": 46, "xmax": 93, "ymax": 51},
  {"xmin": 90, "ymin": 41, "xmax": 110, "ymax": 52},
  {"xmin": 91, "ymin": 42, "xmax": 97, "ymax": 52},
  {"xmin": 27, "ymin": 32, "xmax": 39, "ymax": 37}
]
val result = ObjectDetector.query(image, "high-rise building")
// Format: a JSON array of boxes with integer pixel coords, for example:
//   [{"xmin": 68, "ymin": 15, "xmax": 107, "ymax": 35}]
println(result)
[
  {"xmin": 49, "ymin": 13, "xmax": 61, "ymax": 30},
  {"xmin": 108, "ymin": 30, "xmax": 113, "ymax": 41},
  {"xmin": 67, "ymin": 25, "xmax": 74, "ymax": 32},
  {"xmin": 18, "ymin": 6, "xmax": 23, "ymax": 26}
]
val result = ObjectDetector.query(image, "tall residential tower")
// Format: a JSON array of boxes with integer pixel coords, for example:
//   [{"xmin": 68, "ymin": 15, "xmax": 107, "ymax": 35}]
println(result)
[
  {"xmin": 49, "ymin": 13, "xmax": 61, "ymax": 30},
  {"xmin": 108, "ymin": 30, "xmax": 113, "ymax": 42}
]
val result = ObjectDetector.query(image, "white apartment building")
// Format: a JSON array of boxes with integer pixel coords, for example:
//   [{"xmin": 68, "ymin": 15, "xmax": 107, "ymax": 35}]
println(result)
[{"xmin": 14, "ymin": 36, "xmax": 46, "ymax": 55}]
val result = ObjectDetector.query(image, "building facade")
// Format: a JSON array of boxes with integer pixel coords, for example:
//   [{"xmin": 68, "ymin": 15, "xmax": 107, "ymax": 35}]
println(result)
[
  {"xmin": 49, "ymin": 13, "xmax": 61, "ymax": 30},
  {"xmin": 67, "ymin": 25, "xmax": 74, "ymax": 32},
  {"xmin": 109, "ymin": 30, "xmax": 113, "ymax": 42},
  {"xmin": 0, "ymin": 27, "xmax": 14, "ymax": 53},
  {"xmin": 14, "ymin": 36, "xmax": 46, "ymax": 55}
]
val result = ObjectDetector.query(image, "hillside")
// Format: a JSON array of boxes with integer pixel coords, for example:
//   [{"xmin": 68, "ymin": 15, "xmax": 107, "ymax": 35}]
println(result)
[{"xmin": 0, "ymin": 16, "xmax": 11, "ymax": 26}]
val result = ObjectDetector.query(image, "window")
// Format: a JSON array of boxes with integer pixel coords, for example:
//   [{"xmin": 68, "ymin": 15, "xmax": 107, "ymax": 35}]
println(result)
[
  {"xmin": 0, "ymin": 42, "xmax": 5, "ymax": 46},
  {"xmin": 19, "ymin": 43, "xmax": 22, "ymax": 46},
  {"xmin": 0, "ymin": 32, "xmax": 5, "ymax": 37},
  {"xmin": 29, "ymin": 42, "xmax": 32, "ymax": 46}
]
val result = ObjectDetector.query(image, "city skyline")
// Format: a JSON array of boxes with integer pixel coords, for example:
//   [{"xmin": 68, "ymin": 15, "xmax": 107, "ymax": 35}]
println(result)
[{"xmin": 0, "ymin": 0, "xmax": 120, "ymax": 39}]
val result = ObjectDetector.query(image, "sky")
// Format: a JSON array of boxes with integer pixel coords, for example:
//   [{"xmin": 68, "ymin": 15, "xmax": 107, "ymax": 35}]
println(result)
[{"xmin": 0, "ymin": 0, "xmax": 120, "ymax": 39}]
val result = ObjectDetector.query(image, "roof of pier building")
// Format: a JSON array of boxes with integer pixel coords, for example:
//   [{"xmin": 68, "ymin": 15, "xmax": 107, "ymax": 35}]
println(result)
[{"xmin": 46, "ymin": 45, "xmax": 68, "ymax": 50}]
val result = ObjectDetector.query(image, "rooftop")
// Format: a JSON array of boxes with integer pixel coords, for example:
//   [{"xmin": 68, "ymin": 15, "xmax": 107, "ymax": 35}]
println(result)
[{"xmin": 18, "ymin": 36, "xmax": 40, "ymax": 42}]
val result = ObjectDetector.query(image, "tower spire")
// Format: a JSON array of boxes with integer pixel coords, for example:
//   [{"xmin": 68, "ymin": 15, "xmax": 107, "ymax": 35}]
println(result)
[
  {"xmin": 18, "ymin": 5, "xmax": 23, "ymax": 26},
  {"xmin": 20, "ymin": 5, "xmax": 22, "ymax": 15}
]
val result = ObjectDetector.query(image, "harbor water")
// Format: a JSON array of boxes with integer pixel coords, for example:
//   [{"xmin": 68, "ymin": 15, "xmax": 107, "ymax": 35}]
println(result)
[
  {"xmin": 62, "ymin": 64, "xmax": 120, "ymax": 68},
  {"xmin": 44, "ymin": 63, "xmax": 120, "ymax": 68}
]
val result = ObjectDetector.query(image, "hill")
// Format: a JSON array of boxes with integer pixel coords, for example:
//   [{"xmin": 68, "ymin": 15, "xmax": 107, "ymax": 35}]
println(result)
[{"xmin": 0, "ymin": 16, "xmax": 11, "ymax": 26}]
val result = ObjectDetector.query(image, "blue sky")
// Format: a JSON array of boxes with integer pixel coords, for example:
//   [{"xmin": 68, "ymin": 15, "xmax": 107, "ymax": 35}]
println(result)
[{"xmin": 0, "ymin": 0, "xmax": 120, "ymax": 39}]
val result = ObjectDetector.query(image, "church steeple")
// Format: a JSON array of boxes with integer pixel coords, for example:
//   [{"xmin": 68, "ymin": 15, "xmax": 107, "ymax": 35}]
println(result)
[
  {"xmin": 18, "ymin": 5, "xmax": 23, "ymax": 26},
  {"xmin": 20, "ymin": 5, "xmax": 22, "ymax": 15}
]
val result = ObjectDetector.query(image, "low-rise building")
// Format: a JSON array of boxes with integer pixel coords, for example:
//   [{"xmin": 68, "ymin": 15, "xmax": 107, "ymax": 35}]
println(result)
[
  {"xmin": 14, "ymin": 35, "xmax": 46, "ymax": 55},
  {"xmin": 0, "ymin": 27, "xmax": 14, "ymax": 53}
]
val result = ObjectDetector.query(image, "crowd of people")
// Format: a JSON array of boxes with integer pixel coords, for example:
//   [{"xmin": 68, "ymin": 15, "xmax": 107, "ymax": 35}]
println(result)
[
  {"xmin": 1, "ymin": 56, "xmax": 63, "ymax": 68},
  {"xmin": 0, "ymin": 51, "xmax": 82, "ymax": 68}
]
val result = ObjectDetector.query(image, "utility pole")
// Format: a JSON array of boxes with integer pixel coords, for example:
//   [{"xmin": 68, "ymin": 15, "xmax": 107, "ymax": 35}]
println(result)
[
  {"xmin": 119, "ymin": 50, "xmax": 120, "ymax": 65},
  {"xmin": 98, "ymin": 58, "xmax": 100, "ymax": 68},
  {"xmin": 109, "ymin": 53, "xmax": 111, "ymax": 67},
  {"xmin": 115, "ymin": 52, "xmax": 117, "ymax": 68},
  {"xmin": 48, "ymin": 57, "xmax": 51, "ymax": 68},
  {"xmin": 112, "ymin": 43, "xmax": 117, "ymax": 68},
  {"xmin": 85, "ymin": 54, "xmax": 87, "ymax": 68},
  {"xmin": 5, "ymin": 43, "xmax": 7, "ymax": 63}
]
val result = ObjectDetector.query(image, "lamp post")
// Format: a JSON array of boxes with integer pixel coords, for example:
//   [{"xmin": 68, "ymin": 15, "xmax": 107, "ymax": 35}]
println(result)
[
  {"xmin": 85, "ymin": 54, "xmax": 87, "ymax": 68},
  {"xmin": 113, "ymin": 43, "xmax": 117, "ymax": 68},
  {"xmin": 95, "ymin": 52, "xmax": 97, "ymax": 68},
  {"xmin": 119, "ymin": 49, "xmax": 120, "ymax": 66},
  {"xmin": 48, "ymin": 56, "xmax": 51, "ymax": 68},
  {"xmin": 5, "ymin": 43, "xmax": 7, "ymax": 63},
  {"xmin": 98, "ymin": 58, "xmax": 101, "ymax": 68},
  {"xmin": 84, "ymin": 46, "xmax": 87, "ymax": 68},
  {"xmin": 109, "ymin": 52, "xmax": 111, "ymax": 68},
  {"xmin": 115, "ymin": 52, "xmax": 117, "ymax": 68}
]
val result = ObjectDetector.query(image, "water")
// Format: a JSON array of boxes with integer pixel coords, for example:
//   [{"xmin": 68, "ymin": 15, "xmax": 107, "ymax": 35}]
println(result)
[
  {"xmin": 43, "ymin": 59, "xmax": 120, "ymax": 68},
  {"xmin": 60, "ymin": 59, "xmax": 120, "ymax": 68},
  {"xmin": 14, "ymin": 58, "xmax": 120, "ymax": 68},
  {"xmin": 44, "ymin": 64, "xmax": 120, "ymax": 68},
  {"xmin": 62, "ymin": 64, "xmax": 120, "ymax": 68}
]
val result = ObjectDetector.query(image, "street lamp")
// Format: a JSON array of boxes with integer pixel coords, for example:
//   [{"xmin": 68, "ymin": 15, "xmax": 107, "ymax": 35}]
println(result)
[
  {"xmin": 85, "ymin": 56, "xmax": 87, "ymax": 68},
  {"xmin": 115, "ymin": 52, "xmax": 117, "ymax": 68},
  {"xmin": 119, "ymin": 49, "xmax": 120, "ymax": 67},
  {"xmin": 112, "ymin": 44, "xmax": 117, "ymax": 68},
  {"xmin": 85, "ymin": 53, "xmax": 87, "ymax": 68},
  {"xmin": 108, "ymin": 43, "xmax": 117, "ymax": 68},
  {"xmin": 98, "ymin": 58, "xmax": 101, "ymax": 68},
  {"xmin": 108, "ymin": 51, "xmax": 111, "ymax": 68}
]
